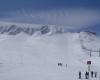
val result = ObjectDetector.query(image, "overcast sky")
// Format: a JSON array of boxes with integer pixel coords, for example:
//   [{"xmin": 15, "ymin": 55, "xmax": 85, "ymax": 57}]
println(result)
[{"xmin": 0, "ymin": 0, "xmax": 100, "ymax": 32}]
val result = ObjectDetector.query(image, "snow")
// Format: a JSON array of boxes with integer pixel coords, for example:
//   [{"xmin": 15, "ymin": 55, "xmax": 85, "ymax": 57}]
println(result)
[{"xmin": 0, "ymin": 29, "xmax": 100, "ymax": 80}]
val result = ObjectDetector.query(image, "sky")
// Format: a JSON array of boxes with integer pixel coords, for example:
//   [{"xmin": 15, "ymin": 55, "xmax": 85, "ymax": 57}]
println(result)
[{"xmin": 0, "ymin": 0, "xmax": 100, "ymax": 33}]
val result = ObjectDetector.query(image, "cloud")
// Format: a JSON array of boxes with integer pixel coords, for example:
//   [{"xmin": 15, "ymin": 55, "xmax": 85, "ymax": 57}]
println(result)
[{"xmin": 0, "ymin": 8, "xmax": 100, "ymax": 30}]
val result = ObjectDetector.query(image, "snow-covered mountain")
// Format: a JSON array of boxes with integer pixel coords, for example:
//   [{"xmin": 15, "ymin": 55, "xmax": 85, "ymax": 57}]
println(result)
[
  {"xmin": 0, "ymin": 22, "xmax": 100, "ymax": 80},
  {"xmin": 0, "ymin": 22, "xmax": 65, "ymax": 35}
]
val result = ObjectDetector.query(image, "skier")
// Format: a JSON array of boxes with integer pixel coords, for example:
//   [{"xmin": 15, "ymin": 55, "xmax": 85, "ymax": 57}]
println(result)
[
  {"xmin": 85, "ymin": 71, "xmax": 89, "ymax": 79},
  {"xmin": 87, "ymin": 72, "xmax": 89, "ymax": 79},
  {"xmin": 85, "ymin": 72, "xmax": 88, "ymax": 79},
  {"xmin": 79, "ymin": 72, "xmax": 81, "ymax": 79},
  {"xmin": 91, "ymin": 71, "xmax": 94, "ymax": 78}
]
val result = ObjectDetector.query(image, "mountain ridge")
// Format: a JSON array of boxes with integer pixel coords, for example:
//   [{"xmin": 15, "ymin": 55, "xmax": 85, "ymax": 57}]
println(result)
[
  {"xmin": 0, "ymin": 21, "xmax": 67, "ymax": 35},
  {"xmin": 0, "ymin": 21, "xmax": 97, "ymax": 36}
]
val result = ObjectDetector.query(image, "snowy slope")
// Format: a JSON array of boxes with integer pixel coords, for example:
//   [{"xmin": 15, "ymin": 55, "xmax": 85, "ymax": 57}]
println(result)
[{"xmin": 0, "ymin": 22, "xmax": 100, "ymax": 80}]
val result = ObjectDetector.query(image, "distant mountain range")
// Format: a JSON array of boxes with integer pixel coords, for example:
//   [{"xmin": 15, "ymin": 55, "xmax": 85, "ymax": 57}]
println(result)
[
  {"xmin": 0, "ymin": 22, "xmax": 65, "ymax": 35},
  {"xmin": 0, "ymin": 21, "xmax": 98, "ymax": 36}
]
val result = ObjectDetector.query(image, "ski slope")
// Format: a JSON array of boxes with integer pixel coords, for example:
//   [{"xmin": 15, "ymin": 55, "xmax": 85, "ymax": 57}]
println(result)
[{"xmin": 0, "ymin": 29, "xmax": 100, "ymax": 80}]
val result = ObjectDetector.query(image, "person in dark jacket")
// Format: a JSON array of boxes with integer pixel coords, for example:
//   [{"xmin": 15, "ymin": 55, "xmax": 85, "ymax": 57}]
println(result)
[
  {"xmin": 85, "ymin": 72, "xmax": 87, "ymax": 79},
  {"xmin": 91, "ymin": 71, "xmax": 94, "ymax": 78},
  {"xmin": 79, "ymin": 72, "xmax": 81, "ymax": 79},
  {"xmin": 85, "ymin": 71, "xmax": 89, "ymax": 79},
  {"xmin": 87, "ymin": 72, "xmax": 89, "ymax": 79}
]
